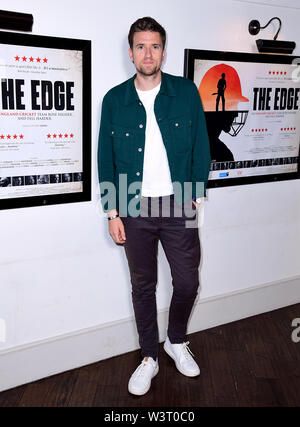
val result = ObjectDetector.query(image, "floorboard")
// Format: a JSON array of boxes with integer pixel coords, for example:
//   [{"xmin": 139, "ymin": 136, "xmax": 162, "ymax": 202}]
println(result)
[{"xmin": 0, "ymin": 303, "xmax": 299, "ymax": 407}]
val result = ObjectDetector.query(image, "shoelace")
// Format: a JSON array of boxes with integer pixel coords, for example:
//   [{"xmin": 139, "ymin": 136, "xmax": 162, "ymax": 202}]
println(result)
[
  {"xmin": 181, "ymin": 341, "xmax": 195, "ymax": 360},
  {"xmin": 136, "ymin": 359, "xmax": 153, "ymax": 378}
]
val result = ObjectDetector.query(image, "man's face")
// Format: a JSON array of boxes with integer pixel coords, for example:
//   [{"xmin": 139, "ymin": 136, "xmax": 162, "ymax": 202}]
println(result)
[{"xmin": 129, "ymin": 31, "xmax": 165, "ymax": 77}]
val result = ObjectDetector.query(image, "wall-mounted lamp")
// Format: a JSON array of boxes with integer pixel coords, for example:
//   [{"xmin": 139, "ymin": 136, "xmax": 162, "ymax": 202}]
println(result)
[
  {"xmin": 0, "ymin": 9, "xmax": 33, "ymax": 32},
  {"xmin": 248, "ymin": 17, "xmax": 295, "ymax": 54}
]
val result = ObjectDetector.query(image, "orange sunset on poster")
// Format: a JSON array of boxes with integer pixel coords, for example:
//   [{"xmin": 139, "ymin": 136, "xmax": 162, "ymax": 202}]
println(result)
[{"xmin": 199, "ymin": 63, "xmax": 249, "ymax": 111}]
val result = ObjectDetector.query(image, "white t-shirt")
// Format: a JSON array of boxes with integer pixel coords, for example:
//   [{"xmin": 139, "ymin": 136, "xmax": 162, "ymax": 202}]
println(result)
[{"xmin": 136, "ymin": 83, "xmax": 174, "ymax": 197}]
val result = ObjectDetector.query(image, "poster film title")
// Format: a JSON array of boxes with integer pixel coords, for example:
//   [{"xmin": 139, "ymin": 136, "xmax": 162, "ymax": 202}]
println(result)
[
  {"xmin": 253, "ymin": 87, "xmax": 300, "ymax": 110},
  {"xmin": 0, "ymin": 79, "xmax": 74, "ymax": 110}
]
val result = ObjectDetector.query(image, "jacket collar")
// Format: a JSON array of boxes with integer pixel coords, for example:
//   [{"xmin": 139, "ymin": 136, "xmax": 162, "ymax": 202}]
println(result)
[{"xmin": 124, "ymin": 71, "xmax": 176, "ymax": 106}]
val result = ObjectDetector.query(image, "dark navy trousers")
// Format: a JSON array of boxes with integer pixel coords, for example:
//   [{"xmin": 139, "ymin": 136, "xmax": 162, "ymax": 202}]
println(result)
[{"xmin": 122, "ymin": 195, "xmax": 201, "ymax": 360}]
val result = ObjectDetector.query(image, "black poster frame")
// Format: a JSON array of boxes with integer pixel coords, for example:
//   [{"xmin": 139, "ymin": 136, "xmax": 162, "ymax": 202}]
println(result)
[
  {"xmin": 0, "ymin": 31, "xmax": 91, "ymax": 210},
  {"xmin": 184, "ymin": 48, "xmax": 300, "ymax": 189}
]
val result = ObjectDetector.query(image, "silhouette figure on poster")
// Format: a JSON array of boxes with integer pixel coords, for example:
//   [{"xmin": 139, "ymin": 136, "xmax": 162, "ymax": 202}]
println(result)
[{"xmin": 213, "ymin": 73, "xmax": 226, "ymax": 111}]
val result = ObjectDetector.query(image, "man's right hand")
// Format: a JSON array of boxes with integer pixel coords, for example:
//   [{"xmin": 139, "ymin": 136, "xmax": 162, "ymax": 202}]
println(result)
[{"xmin": 108, "ymin": 217, "xmax": 126, "ymax": 244}]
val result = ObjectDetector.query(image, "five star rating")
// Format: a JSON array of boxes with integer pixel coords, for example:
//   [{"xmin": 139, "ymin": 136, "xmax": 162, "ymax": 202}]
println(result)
[
  {"xmin": 15, "ymin": 55, "xmax": 48, "ymax": 63},
  {"xmin": 47, "ymin": 133, "xmax": 74, "ymax": 139}
]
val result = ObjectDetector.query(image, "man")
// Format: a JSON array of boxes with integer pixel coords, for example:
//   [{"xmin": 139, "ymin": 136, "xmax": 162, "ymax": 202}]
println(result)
[
  {"xmin": 0, "ymin": 177, "xmax": 11, "ymax": 187},
  {"xmin": 216, "ymin": 72, "xmax": 226, "ymax": 112},
  {"xmin": 25, "ymin": 175, "xmax": 36, "ymax": 185},
  {"xmin": 98, "ymin": 17, "xmax": 211, "ymax": 396}
]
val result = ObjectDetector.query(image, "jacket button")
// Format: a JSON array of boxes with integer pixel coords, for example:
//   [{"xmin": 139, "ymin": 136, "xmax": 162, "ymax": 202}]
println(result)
[
  {"xmin": 111, "ymin": 131, "xmax": 114, "ymax": 135},
  {"xmin": 139, "ymin": 124, "xmax": 143, "ymax": 129},
  {"xmin": 175, "ymin": 123, "xmax": 179, "ymax": 127},
  {"xmin": 126, "ymin": 133, "xmax": 129, "ymax": 137},
  {"xmin": 138, "ymin": 148, "xmax": 142, "ymax": 152},
  {"xmin": 136, "ymin": 172, "xmax": 140, "ymax": 176},
  {"xmin": 135, "ymin": 195, "xmax": 139, "ymax": 199}
]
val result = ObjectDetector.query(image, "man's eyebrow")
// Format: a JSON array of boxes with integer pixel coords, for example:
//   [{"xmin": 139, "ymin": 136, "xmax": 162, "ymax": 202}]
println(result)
[{"xmin": 135, "ymin": 43, "xmax": 162, "ymax": 47}]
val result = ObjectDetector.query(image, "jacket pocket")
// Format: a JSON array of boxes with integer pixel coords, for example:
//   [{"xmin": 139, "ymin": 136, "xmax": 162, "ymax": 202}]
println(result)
[
  {"xmin": 111, "ymin": 124, "xmax": 135, "ymax": 163},
  {"xmin": 169, "ymin": 116, "xmax": 192, "ymax": 154}
]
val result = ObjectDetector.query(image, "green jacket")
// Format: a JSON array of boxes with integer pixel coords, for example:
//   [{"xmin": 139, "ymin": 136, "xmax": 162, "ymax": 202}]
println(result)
[{"xmin": 98, "ymin": 71, "xmax": 211, "ymax": 216}]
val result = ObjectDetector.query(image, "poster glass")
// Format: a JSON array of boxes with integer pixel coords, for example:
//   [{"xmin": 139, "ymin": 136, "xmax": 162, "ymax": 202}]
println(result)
[
  {"xmin": 0, "ymin": 31, "xmax": 91, "ymax": 209},
  {"xmin": 184, "ymin": 49, "xmax": 300, "ymax": 188}
]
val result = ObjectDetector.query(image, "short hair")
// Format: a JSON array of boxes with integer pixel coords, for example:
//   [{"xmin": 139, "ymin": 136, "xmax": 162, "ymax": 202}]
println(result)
[{"xmin": 128, "ymin": 17, "xmax": 166, "ymax": 49}]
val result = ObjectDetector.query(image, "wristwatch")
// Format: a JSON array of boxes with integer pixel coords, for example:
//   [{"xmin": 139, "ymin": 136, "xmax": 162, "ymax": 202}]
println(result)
[{"xmin": 108, "ymin": 214, "xmax": 119, "ymax": 220}]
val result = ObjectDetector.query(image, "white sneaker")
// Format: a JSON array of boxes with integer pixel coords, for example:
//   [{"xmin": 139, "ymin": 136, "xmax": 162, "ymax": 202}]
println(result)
[
  {"xmin": 164, "ymin": 337, "xmax": 200, "ymax": 377},
  {"xmin": 128, "ymin": 357, "xmax": 159, "ymax": 396}
]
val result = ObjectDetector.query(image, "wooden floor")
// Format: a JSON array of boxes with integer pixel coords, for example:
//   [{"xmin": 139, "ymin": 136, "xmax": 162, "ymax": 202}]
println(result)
[{"xmin": 0, "ymin": 303, "xmax": 300, "ymax": 407}]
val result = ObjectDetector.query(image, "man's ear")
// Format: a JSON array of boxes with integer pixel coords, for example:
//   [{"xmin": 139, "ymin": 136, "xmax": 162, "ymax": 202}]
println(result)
[{"xmin": 129, "ymin": 47, "xmax": 134, "ymax": 63}]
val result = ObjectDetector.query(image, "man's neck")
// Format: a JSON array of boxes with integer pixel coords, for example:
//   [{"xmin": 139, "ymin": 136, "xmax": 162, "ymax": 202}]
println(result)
[{"xmin": 134, "ymin": 70, "xmax": 162, "ymax": 91}]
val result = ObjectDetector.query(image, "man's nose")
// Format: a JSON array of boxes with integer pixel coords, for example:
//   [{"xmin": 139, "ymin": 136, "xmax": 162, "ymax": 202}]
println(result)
[{"xmin": 144, "ymin": 47, "xmax": 152, "ymax": 57}]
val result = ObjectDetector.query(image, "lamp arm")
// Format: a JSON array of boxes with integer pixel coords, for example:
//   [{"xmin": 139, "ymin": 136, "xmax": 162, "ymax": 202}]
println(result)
[{"xmin": 260, "ymin": 17, "xmax": 282, "ymax": 40}]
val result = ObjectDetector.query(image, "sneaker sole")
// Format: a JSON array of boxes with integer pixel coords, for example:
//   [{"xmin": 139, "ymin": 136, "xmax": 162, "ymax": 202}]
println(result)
[
  {"xmin": 128, "ymin": 364, "xmax": 159, "ymax": 396},
  {"xmin": 163, "ymin": 343, "xmax": 200, "ymax": 377}
]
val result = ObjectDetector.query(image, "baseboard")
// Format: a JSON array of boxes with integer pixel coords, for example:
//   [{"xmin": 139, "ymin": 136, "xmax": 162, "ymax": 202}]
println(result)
[{"xmin": 0, "ymin": 275, "xmax": 300, "ymax": 393}]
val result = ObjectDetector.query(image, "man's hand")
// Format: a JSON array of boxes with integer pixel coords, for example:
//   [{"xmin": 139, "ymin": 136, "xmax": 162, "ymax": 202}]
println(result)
[{"xmin": 108, "ymin": 217, "xmax": 126, "ymax": 244}]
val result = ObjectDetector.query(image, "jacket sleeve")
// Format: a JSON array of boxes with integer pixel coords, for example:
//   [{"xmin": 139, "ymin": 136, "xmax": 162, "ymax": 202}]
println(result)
[
  {"xmin": 97, "ymin": 93, "xmax": 117, "ymax": 212},
  {"xmin": 190, "ymin": 82, "xmax": 211, "ymax": 198}
]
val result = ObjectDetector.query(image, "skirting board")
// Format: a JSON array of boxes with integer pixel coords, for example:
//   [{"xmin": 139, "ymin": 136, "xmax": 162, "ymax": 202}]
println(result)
[{"xmin": 0, "ymin": 275, "xmax": 299, "ymax": 393}]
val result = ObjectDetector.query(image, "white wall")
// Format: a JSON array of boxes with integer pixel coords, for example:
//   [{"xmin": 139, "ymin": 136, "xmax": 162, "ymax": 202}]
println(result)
[{"xmin": 0, "ymin": 0, "xmax": 300, "ymax": 354}]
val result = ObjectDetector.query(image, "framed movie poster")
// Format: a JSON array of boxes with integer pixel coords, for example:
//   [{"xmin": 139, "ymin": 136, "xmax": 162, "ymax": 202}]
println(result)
[
  {"xmin": 184, "ymin": 49, "xmax": 300, "ymax": 188},
  {"xmin": 0, "ymin": 31, "xmax": 91, "ymax": 210}
]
